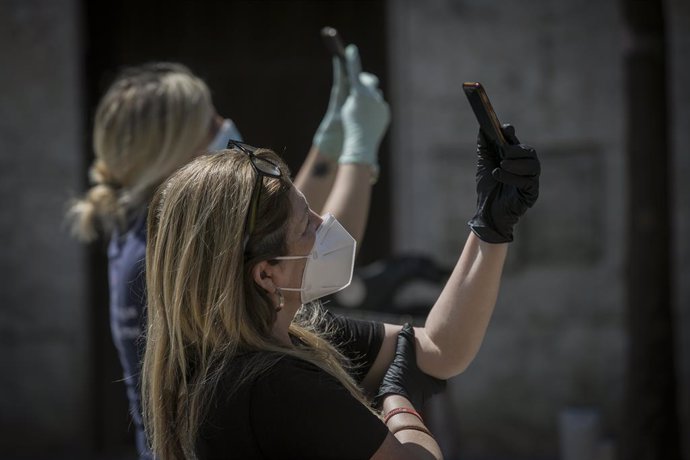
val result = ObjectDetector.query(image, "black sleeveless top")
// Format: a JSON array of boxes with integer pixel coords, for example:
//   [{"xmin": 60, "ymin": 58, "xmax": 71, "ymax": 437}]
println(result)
[{"xmin": 196, "ymin": 312, "xmax": 388, "ymax": 460}]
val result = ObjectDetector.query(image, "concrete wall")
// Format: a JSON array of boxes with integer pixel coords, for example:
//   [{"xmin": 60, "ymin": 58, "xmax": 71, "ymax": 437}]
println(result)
[
  {"xmin": 387, "ymin": 0, "xmax": 688, "ymax": 457},
  {"xmin": 0, "ymin": 0, "xmax": 90, "ymax": 456}
]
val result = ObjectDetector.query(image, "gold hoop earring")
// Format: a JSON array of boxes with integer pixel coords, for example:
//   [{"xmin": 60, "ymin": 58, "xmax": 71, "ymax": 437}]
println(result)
[{"xmin": 275, "ymin": 288, "xmax": 284, "ymax": 312}]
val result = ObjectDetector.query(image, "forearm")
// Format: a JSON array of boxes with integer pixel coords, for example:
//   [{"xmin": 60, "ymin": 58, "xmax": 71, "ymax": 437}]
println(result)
[
  {"xmin": 382, "ymin": 395, "xmax": 443, "ymax": 460},
  {"xmin": 293, "ymin": 146, "xmax": 337, "ymax": 215},
  {"xmin": 321, "ymin": 163, "xmax": 373, "ymax": 247},
  {"xmin": 416, "ymin": 232, "xmax": 508, "ymax": 379}
]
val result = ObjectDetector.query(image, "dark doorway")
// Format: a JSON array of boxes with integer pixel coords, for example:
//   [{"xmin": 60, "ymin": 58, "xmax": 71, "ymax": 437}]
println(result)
[{"xmin": 83, "ymin": 1, "xmax": 389, "ymax": 456}]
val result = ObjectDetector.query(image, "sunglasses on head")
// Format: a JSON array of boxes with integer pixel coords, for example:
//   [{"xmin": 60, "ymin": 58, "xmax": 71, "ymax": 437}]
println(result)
[{"xmin": 226, "ymin": 140, "xmax": 282, "ymax": 252}]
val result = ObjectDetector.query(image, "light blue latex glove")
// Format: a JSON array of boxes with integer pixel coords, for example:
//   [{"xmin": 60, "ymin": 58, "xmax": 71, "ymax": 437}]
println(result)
[
  {"xmin": 340, "ymin": 45, "xmax": 391, "ymax": 170},
  {"xmin": 312, "ymin": 57, "xmax": 349, "ymax": 160}
]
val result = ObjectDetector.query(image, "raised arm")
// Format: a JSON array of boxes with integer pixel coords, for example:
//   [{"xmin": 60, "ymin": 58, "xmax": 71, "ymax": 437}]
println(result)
[
  {"xmin": 293, "ymin": 55, "xmax": 347, "ymax": 212},
  {"xmin": 362, "ymin": 125, "xmax": 540, "ymax": 392},
  {"xmin": 419, "ymin": 125, "xmax": 539, "ymax": 378},
  {"xmin": 296, "ymin": 44, "xmax": 389, "ymax": 246},
  {"xmin": 416, "ymin": 232, "xmax": 508, "ymax": 378}
]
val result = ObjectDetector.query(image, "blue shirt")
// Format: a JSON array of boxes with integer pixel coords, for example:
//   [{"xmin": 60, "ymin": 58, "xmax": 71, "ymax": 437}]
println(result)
[{"xmin": 107, "ymin": 209, "xmax": 151, "ymax": 459}]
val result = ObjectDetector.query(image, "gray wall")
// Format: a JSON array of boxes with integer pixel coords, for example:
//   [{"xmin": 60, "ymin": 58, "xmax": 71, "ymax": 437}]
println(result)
[
  {"xmin": 0, "ymin": 0, "xmax": 90, "ymax": 456},
  {"xmin": 387, "ymin": 0, "xmax": 688, "ymax": 458}
]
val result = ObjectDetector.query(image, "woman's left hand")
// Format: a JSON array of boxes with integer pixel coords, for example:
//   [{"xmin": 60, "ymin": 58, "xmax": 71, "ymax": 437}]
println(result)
[
  {"xmin": 374, "ymin": 324, "xmax": 446, "ymax": 410},
  {"xmin": 339, "ymin": 44, "xmax": 391, "ymax": 170}
]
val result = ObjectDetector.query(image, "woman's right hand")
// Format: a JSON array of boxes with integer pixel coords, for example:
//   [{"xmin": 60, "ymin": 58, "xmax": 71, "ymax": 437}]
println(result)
[
  {"xmin": 311, "ymin": 56, "xmax": 349, "ymax": 160},
  {"xmin": 468, "ymin": 124, "xmax": 540, "ymax": 243},
  {"xmin": 375, "ymin": 324, "xmax": 446, "ymax": 410}
]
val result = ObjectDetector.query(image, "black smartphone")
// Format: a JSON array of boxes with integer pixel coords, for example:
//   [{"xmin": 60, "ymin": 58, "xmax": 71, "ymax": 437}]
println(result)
[
  {"xmin": 321, "ymin": 26, "xmax": 347, "ymax": 63},
  {"xmin": 462, "ymin": 82, "xmax": 507, "ymax": 147}
]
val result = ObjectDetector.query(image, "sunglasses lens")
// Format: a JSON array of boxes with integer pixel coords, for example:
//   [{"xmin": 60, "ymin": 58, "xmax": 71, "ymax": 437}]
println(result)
[{"xmin": 253, "ymin": 157, "xmax": 281, "ymax": 177}]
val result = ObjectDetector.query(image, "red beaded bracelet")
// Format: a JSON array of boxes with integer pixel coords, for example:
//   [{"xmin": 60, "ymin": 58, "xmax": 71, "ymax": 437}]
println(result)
[
  {"xmin": 391, "ymin": 424, "xmax": 433, "ymax": 437},
  {"xmin": 383, "ymin": 407, "xmax": 424, "ymax": 425}
]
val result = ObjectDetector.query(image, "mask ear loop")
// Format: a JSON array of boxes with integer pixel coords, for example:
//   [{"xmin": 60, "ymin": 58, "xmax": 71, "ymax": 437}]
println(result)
[{"xmin": 274, "ymin": 288, "xmax": 285, "ymax": 312}]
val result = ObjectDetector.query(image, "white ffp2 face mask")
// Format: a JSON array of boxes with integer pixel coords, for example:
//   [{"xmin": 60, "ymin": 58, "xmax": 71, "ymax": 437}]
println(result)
[
  {"xmin": 275, "ymin": 213, "xmax": 356, "ymax": 304},
  {"xmin": 207, "ymin": 118, "xmax": 242, "ymax": 152}
]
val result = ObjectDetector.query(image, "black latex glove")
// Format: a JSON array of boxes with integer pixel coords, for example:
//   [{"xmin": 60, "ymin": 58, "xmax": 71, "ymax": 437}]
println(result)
[
  {"xmin": 374, "ymin": 324, "xmax": 446, "ymax": 410},
  {"xmin": 468, "ymin": 125, "xmax": 540, "ymax": 243}
]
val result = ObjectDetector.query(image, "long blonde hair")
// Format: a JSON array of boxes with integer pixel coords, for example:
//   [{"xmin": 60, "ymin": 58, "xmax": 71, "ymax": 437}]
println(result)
[
  {"xmin": 68, "ymin": 62, "xmax": 215, "ymax": 241},
  {"xmin": 143, "ymin": 150, "xmax": 369, "ymax": 459}
]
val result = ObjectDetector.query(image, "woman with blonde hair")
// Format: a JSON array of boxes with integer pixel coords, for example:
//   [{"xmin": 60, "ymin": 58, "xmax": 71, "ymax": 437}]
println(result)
[
  {"xmin": 70, "ymin": 62, "xmax": 239, "ymax": 241},
  {"xmin": 69, "ymin": 41, "xmax": 393, "ymax": 458},
  {"xmin": 143, "ymin": 47, "xmax": 541, "ymax": 459},
  {"xmin": 68, "ymin": 62, "xmax": 242, "ymax": 459}
]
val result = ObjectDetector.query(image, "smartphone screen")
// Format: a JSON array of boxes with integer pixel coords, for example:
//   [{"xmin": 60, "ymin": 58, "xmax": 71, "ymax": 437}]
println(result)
[{"xmin": 463, "ymin": 82, "xmax": 506, "ymax": 147}]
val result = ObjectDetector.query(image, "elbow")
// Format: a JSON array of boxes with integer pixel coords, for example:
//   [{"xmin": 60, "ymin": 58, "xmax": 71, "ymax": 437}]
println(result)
[
  {"xmin": 433, "ymin": 358, "xmax": 473, "ymax": 380},
  {"xmin": 415, "ymin": 328, "xmax": 479, "ymax": 379},
  {"xmin": 417, "ymin": 349, "xmax": 476, "ymax": 380}
]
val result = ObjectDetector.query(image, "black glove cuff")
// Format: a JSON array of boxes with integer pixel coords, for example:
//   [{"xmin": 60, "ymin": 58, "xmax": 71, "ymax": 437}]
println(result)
[
  {"xmin": 468, "ymin": 218, "xmax": 514, "ymax": 243},
  {"xmin": 373, "ymin": 389, "xmax": 407, "ymax": 410}
]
